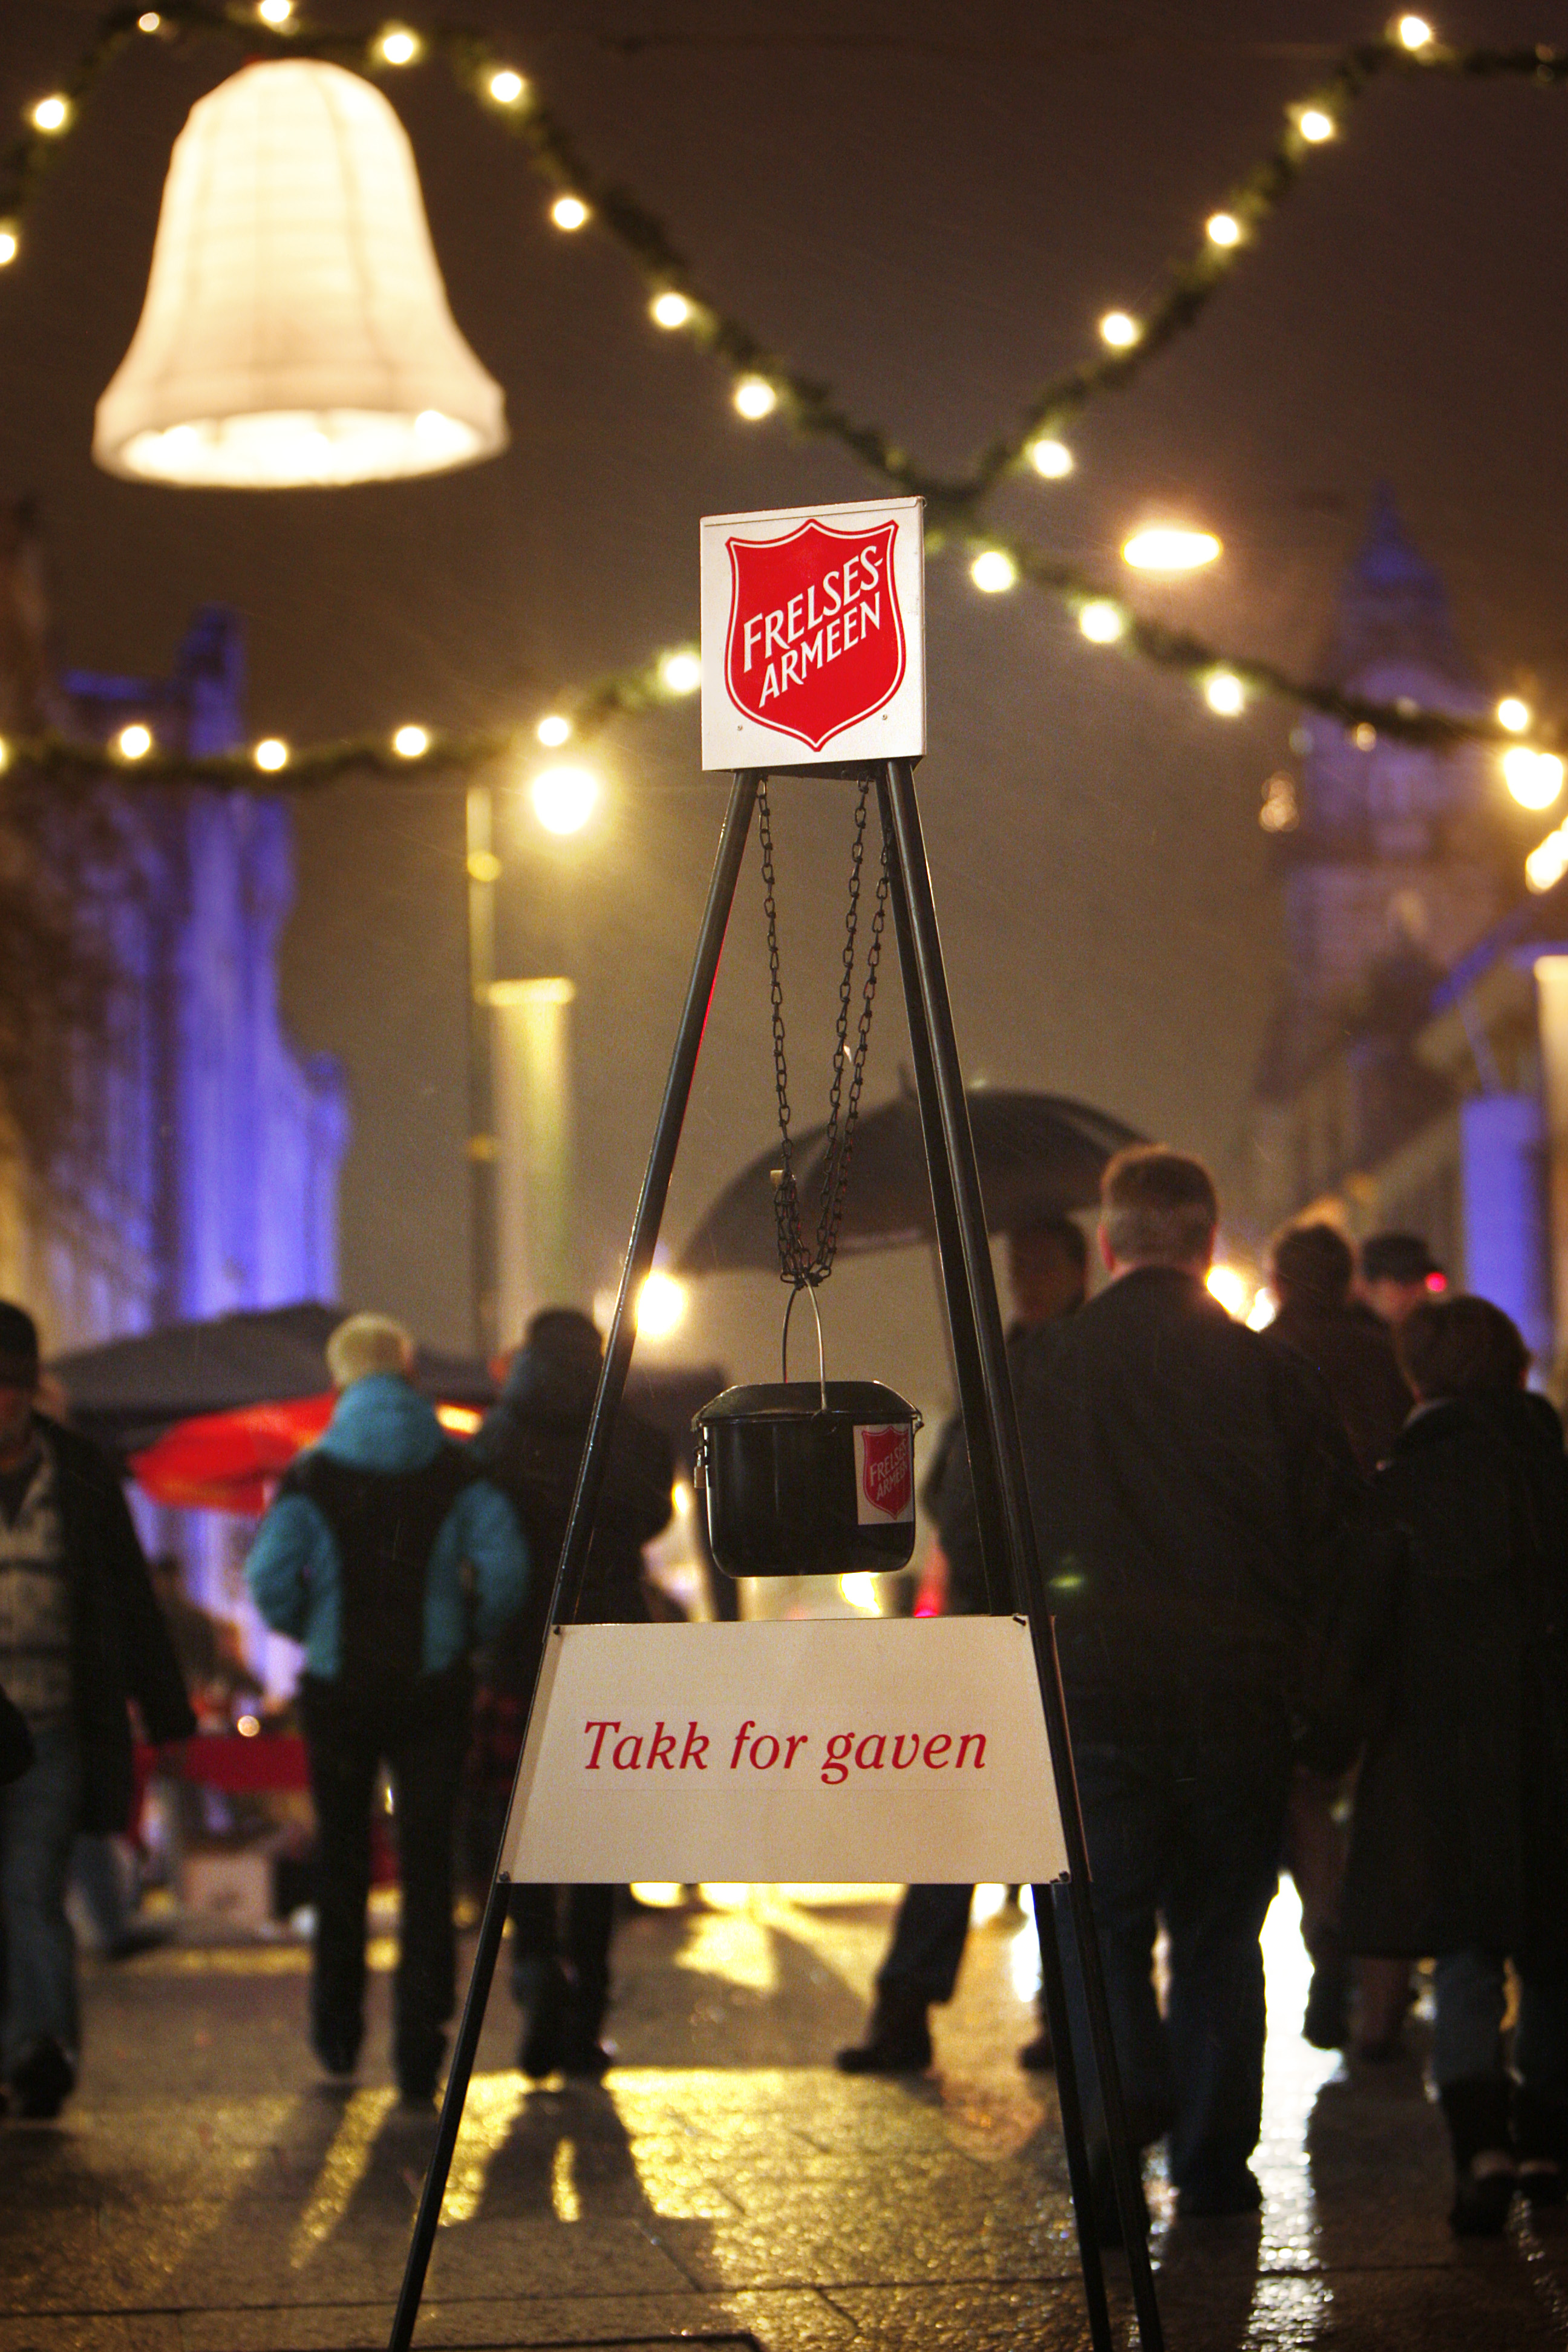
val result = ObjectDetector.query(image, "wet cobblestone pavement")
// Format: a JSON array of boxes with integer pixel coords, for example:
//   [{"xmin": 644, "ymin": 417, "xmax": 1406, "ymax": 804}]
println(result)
[{"xmin": 4, "ymin": 1885, "xmax": 1568, "ymax": 2351}]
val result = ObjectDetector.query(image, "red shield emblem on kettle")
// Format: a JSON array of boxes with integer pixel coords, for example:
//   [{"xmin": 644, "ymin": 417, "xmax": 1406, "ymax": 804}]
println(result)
[
  {"xmin": 725, "ymin": 517, "xmax": 906, "ymax": 753},
  {"xmin": 856, "ymin": 1424, "xmax": 913, "ymax": 1525}
]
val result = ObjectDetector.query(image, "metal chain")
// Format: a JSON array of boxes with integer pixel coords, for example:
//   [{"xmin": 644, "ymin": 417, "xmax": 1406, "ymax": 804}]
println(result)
[{"xmin": 757, "ymin": 777, "xmax": 890, "ymax": 1290}]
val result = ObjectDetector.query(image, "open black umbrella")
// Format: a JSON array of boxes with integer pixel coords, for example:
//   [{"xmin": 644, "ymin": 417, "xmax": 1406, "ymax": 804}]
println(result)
[
  {"xmin": 50, "ymin": 1301, "xmax": 493, "ymax": 1459},
  {"xmin": 678, "ymin": 1089, "xmax": 1143, "ymax": 1276}
]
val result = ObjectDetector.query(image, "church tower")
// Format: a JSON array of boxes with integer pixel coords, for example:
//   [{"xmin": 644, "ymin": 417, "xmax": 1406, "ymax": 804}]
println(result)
[{"xmin": 1251, "ymin": 491, "xmax": 1512, "ymax": 1217}]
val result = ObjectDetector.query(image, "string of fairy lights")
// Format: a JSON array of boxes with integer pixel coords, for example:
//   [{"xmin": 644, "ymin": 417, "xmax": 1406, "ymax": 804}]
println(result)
[{"xmin": 2, "ymin": 0, "xmax": 1567, "ymax": 874}]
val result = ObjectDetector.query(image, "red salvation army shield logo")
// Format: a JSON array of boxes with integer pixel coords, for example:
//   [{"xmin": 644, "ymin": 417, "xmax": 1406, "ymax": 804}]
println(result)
[
  {"xmin": 725, "ymin": 517, "xmax": 906, "ymax": 753},
  {"xmin": 856, "ymin": 1424, "xmax": 914, "ymax": 1526}
]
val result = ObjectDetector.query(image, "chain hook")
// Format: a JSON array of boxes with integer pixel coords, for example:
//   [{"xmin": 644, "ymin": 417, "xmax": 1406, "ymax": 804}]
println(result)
[{"xmin": 780, "ymin": 1278, "xmax": 828, "ymax": 1409}]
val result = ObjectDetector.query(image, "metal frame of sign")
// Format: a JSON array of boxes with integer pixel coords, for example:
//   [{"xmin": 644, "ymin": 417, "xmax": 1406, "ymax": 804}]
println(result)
[{"xmin": 387, "ymin": 759, "xmax": 1166, "ymax": 2352}]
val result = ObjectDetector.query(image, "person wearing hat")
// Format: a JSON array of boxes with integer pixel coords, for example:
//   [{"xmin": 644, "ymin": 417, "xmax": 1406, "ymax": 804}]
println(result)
[
  {"xmin": 1355, "ymin": 1232, "xmax": 1447, "ymax": 1332},
  {"xmin": 246, "ymin": 1313, "xmax": 526, "ymax": 2104},
  {"xmin": 0, "ymin": 1300, "xmax": 195, "ymax": 2118}
]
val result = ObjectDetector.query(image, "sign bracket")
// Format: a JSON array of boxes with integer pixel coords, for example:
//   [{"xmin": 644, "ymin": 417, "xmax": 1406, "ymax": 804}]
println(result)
[{"xmin": 387, "ymin": 760, "xmax": 1165, "ymax": 2352}]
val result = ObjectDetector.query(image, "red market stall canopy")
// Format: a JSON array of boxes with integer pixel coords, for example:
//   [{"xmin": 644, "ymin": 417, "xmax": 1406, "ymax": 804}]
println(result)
[{"xmin": 50, "ymin": 1302, "xmax": 494, "ymax": 1511}]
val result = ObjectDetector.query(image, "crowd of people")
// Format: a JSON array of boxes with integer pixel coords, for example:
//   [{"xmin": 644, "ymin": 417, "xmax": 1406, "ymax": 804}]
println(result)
[{"xmin": 1, "ymin": 1150, "xmax": 1566, "ymax": 2253}]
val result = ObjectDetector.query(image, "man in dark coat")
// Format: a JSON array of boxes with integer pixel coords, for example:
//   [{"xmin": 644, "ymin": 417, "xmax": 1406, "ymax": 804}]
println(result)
[
  {"xmin": 1263, "ymin": 1219, "xmax": 1413, "ymax": 2053},
  {"xmin": 0, "ymin": 1301, "xmax": 194, "ymax": 2117},
  {"xmin": 470, "ymin": 1307, "xmax": 673, "ymax": 2076},
  {"xmin": 958, "ymin": 1150, "xmax": 1368, "ymax": 2224},
  {"xmin": 1339, "ymin": 1295, "xmax": 1568, "ymax": 2233}
]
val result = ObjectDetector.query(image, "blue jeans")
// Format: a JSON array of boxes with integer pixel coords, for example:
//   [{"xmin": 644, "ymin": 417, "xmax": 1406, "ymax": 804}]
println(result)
[
  {"xmin": 1432, "ymin": 1949, "xmax": 1568, "ymax": 2102},
  {"xmin": 1062, "ymin": 1733, "xmax": 1290, "ymax": 2202},
  {"xmin": 0, "ymin": 1722, "xmax": 83, "ymax": 2074}
]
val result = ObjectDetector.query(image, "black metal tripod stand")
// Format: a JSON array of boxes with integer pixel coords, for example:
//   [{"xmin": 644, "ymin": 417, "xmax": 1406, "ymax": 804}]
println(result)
[{"xmin": 387, "ymin": 758, "xmax": 1166, "ymax": 2352}]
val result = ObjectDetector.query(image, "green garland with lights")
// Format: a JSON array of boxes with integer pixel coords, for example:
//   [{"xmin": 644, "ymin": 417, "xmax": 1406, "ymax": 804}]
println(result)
[{"xmin": 2, "ymin": 1, "xmax": 1566, "ymax": 791}]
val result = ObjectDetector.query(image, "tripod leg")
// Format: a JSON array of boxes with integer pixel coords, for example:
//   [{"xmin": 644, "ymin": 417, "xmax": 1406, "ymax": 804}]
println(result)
[
  {"xmin": 879, "ymin": 757, "xmax": 1165, "ymax": 2352},
  {"xmin": 385, "ymin": 772, "xmax": 759, "ymax": 2352},
  {"xmin": 388, "ymin": 1873, "xmax": 510, "ymax": 2352},
  {"xmin": 1035, "ymin": 1883, "xmax": 1115, "ymax": 2348}
]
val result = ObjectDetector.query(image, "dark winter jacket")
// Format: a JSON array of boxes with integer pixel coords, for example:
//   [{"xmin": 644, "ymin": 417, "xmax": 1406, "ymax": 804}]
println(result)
[
  {"xmin": 1264, "ymin": 1297, "xmax": 1412, "ymax": 1476},
  {"xmin": 1339, "ymin": 1390, "xmax": 1568, "ymax": 1959},
  {"xmin": 34, "ymin": 1414, "xmax": 195, "ymax": 1831},
  {"xmin": 946, "ymin": 1265, "xmax": 1372, "ymax": 1749},
  {"xmin": 0, "ymin": 1682, "xmax": 31, "ymax": 1783},
  {"xmin": 471, "ymin": 1342, "xmax": 674, "ymax": 1691}
]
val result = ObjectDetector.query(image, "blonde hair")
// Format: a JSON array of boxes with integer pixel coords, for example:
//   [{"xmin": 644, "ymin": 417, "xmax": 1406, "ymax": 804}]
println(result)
[{"xmin": 325, "ymin": 1313, "xmax": 415, "ymax": 1390}]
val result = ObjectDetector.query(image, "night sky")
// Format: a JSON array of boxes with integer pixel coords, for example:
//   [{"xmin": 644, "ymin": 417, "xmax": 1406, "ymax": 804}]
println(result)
[{"xmin": 4, "ymin": 0, "xmax": 1568, "ymax": 1416}]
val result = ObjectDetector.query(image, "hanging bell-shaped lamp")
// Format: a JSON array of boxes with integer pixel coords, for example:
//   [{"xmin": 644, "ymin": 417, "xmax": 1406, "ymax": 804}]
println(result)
[{"xmin": 94, "ymin": 60, "xmax": 507, "ymax": 488}]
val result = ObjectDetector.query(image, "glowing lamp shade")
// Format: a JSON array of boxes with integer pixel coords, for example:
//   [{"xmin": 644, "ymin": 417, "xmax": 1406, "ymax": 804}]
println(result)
[{"xmin": 93, "ymin": 61, "xmax": 507, "ymax": 488}]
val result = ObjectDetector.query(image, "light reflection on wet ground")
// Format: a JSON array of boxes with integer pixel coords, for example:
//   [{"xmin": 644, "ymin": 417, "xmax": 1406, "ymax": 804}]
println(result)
[{"xmin": 5, "ymin": 1881, "xmax": 1567, "ymax": 2349}]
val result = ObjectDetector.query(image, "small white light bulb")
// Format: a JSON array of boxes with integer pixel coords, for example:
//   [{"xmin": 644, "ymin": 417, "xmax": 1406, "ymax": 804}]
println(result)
[
  {"xmin": 137, "ymin": 10, "xmax": 162, "ymax": 28},
  {"xmin": 1497, "ymin": 696, "xmax": 1532, "ymax": 734},
  {"xmin": 531, "ymin": 765, "xmax": 599, "ymax": 834},
  {"xmin": 1396, "ymin": 15, "xmax": 1433, "ymax": 48},
  {"xmin": 257, "ymin": 0, "xmax": 293, "ymax": 23},
  {"xmin": 0, "ymin": 228, "xmax": 16, "ymax": 267},
  {"xmin": 377, "ymin": 25, "xmax": 420, "ymax": 65},
  {"xmin": 733, "ymin": 376, "xmax": 777, "ymax": 420},
  {"xmin": 970, "ymin": 549, "xmax": 1018, "ymax": 594},
  {"xmin": 651, "ymin": 291, "xmax": 693, "ymax": 329},
  {"xmin": 1206, "ymin": 212, "xmax": 1242, "ymax": 246},
  {"xmin": 393, "ymin": 725, "xmax": 430, "ymax": 759},
  {"xmin": 253, "ymin": 737, "xmax": 289, "ymax": 773},
  {"xmin": 1079, "ymin": 601, "xmax": 1125, "ymax": 644},
  {"xmin": 1099, "ymin": 310, "xmax": 1141, "ymax": 348},
  {"xmin": 535, "ymin": 713, "xmax": 572, "ymax": 748},
  {"xmin": 1028, "ymin": 437, "xmax": 1073, "ymax": 479},
  {"xmin": 1527, "ymin": 825, "xmax": 1568, "ymax": 893},
  {"xmin": 1297, "ymin": 107, "xmax": 1336, "ymax": 142},
  {"xmin": 1205, "ymin": 670, "xmax": 1246, "ymax": 717},
  {"xmin": 488, "ymin": 68, "xmax": 526, "ymax": 105},
  {"xmin": 116, "ymin": 722, "xmax": 153, "ymax": 761},
  {"xmin": 0, "ymin": 736, "xmax": 10, "ymax": 772},
  {"xmin": 551, "ymin": 195, "xmax": 590, "ymax": 231},
  {"xmin": 31, "ymin": 96, "xmax": 69, "ymax": 134},
  {"xmin": 658, "ymin": 650, "xmax": 702, "ymax": 696}
]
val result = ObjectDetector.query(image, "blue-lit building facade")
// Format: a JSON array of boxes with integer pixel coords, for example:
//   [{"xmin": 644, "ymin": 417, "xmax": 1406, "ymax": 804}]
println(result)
[{"xmin": 1250, "ymin": 492, "xmax": 1562, "ymax": 1376}]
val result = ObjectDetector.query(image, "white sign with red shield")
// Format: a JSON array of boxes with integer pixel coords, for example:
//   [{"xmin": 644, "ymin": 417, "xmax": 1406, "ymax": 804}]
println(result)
[
  {"xmin": 700, "ymin": 496, "xmax": 926, "ymax": 769},
  {"xmin": 501, "ymin": 1615, "xmax": 1065, "ymax": 1884},
  {"xmin": 855, "ymin": 1423, "xmax": 914, "ymax": 1526}
]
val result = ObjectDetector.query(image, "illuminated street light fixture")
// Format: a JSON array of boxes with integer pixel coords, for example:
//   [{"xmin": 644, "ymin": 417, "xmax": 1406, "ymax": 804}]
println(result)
[
  {"xmin": 531, "ymin": 765, "xmax": 600, "ymax": 834},
  {"xmin": 95, "ymin": 61, "xmax": 506, "ymax": 486},
  {"xmin": 1122, "ymin": 526, "xmax": 1222, "ymax": 572},
  {"xmin": 635, "ymin": 1270, "xmax": 687, "ymax": 1340},
  {"xmin": 1504, "ymin": 746, "xmax": 1565, "ymax": 811}
]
